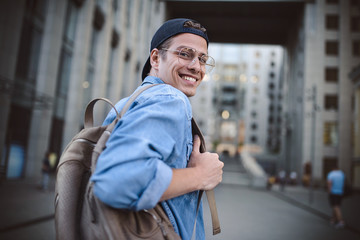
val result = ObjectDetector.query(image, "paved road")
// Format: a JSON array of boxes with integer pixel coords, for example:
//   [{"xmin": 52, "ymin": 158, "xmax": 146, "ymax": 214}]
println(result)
[
  {"xmin": 0, "ymin": 155, "xmax": 359, "ymax": 240},
  {"xmin": 203, "ymin": 184, "xmax": 359, "ymax": 240}
]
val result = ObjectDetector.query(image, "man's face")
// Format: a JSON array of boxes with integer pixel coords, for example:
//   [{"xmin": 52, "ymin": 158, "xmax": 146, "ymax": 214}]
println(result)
[{"xmin": 157, "ymin": 33, "xmax": 207, "ymax": 97}]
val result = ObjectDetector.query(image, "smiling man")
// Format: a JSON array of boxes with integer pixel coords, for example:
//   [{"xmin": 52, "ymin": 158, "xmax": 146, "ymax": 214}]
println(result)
[{"xmin": 91, "ymin": 18, "xmax": 224, "ymax": 240}]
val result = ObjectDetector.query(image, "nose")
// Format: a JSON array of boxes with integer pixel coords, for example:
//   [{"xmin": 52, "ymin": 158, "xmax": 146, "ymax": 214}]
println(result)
[{"xmin": 188, "ymin": 57, "xmax": 203, "ymax": 73}]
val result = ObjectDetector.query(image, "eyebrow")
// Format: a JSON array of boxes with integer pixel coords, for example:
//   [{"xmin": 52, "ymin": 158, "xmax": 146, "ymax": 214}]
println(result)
[{"xmin": 176, "ymin": 45, "xmax": 208, "ymax": 56}]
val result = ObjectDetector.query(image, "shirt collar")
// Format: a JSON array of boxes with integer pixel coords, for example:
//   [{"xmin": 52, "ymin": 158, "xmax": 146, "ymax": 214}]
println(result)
[{"xmin": 142, "ymin": 76, "xmax": 165, "ymax": 85}]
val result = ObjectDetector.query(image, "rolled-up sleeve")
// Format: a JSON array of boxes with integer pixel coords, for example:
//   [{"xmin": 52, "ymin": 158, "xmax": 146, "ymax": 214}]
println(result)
[{"xmin": 91, "ymin": 90, "xmax": 189, "ymax": 211}]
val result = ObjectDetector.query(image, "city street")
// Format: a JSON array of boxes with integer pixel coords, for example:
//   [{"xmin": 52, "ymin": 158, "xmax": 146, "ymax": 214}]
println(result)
[{"xmin": 0, "ymin": 156, "xmax": 359, "ymax": 240}]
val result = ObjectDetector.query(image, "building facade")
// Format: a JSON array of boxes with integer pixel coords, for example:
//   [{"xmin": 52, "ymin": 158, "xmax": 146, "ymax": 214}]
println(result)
[
  {"xmin": 191, "ymin": 44, "xmax": 284, "ymax": 159},
  {"xmin": 0, "ymin": 0, "xmax": 165, "ymax": 179},
  {"xmin": 285, "ymin": 0, "xmax": 359, "ymax": 187}
]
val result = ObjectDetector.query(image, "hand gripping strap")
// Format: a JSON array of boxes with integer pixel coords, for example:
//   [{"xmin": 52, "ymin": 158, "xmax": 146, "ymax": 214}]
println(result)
[{"xmin": 191, "ymin": 118, "xmax": 221, "ymax": 236}]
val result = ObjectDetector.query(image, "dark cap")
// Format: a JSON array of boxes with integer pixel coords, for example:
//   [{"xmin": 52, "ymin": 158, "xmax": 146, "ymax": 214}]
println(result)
[{"xmin": 141, "ymin": 18, "xmax": 209, "ymax": 80}]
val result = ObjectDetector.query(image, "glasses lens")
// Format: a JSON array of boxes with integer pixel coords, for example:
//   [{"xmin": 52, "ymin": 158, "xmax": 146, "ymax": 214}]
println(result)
[
  {"xmin": 177, "ymin": 48, "xmax": 215, "ymax": 73},
  {"xmin": 178, "ymin": 48, "xmax": 195, "ymax": 61},
  {"xmin": 205, "ymin": 56, "xmax": 215, "ymax": 73}
]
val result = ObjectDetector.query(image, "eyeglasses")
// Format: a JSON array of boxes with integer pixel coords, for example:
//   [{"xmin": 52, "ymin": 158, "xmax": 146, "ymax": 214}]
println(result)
[{"xmin": 161, "ymin": 47, "xmax": 215, "ymax": 73}]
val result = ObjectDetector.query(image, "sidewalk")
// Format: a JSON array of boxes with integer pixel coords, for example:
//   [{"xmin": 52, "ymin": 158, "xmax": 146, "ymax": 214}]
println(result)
[
  {"xmin": 0, "ymin": 176, "xmax": 56, "ymax": 240},
  {"xmin": 270, "ymin": 183, "xmax": 360, "ymax": 234},
  {"xmin": 1, "ymin": 174, "xmax": 360, "ymax": 240}
]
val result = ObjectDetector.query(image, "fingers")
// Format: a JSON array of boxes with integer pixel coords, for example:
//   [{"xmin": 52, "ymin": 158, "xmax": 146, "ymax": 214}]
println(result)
[{"xmin": 192, "ymin": 135, "xmax": 201, "ymax": 153}]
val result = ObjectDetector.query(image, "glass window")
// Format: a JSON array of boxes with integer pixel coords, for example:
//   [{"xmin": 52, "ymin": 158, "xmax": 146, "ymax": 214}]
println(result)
[
  {"xmin": 326, "ymin": 41, "xmax": 338, "ymax": 56},
  {"xmin": 353, "ymin": 40, "xmax": 360, "ymax": 57},
  {"xmin": 54, "ymin": 49, "xmax": 72, "ymax": 118},
  {"xmin": 326, "ymin": 15, "xmax": 339, "ymax": 30},
  {"xmin": 323, "ymin": 122, "xmax": 338, "ymax": 146},
  {"xmin": 351, "ymin": 0, "xmax": 359, "ymax": 6},
  {"xmin": 63, "ymin": 1, "xmax": 79, "ymax": 44},
  {"xmin": 326, "ymin": 0, "xmax": 338, "ymax": 4},
  {"xmin": 325, "ymin": 67, "xmax": 338, "ymax": 83},
  {"xmin": 351, "ymin": 17, "xmax": 360, "ymax": 32},
  {"xmin": 324, "ymin": 95, "xmax": 338, "ymax": 110},
  {"xmin": 15, "ymin": 6, "xmax": 45, "ymax": 83}
]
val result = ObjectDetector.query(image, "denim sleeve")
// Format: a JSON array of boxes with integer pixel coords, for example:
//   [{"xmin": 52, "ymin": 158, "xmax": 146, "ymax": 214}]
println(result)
[{"xmin": 91, "ymin": 92, "xmax": 189, "ymax": 211}]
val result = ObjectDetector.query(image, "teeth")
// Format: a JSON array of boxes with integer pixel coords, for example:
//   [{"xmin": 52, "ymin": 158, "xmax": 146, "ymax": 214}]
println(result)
[{"xmin": 183, "ymin": 76, "xmax": 196, "ymax": 82}]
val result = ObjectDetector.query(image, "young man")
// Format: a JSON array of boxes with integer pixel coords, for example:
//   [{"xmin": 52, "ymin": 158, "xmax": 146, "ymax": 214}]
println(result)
[
  {"xmin": 91, "ymin": 18, "xmax": 224, "ymax": 239},
  {"xmin": 327, "ymin": 166, "xmax": 345, "ymax": 229}
]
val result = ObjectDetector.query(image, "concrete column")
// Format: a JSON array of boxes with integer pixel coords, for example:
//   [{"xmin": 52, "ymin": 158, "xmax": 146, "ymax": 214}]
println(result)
[
  {"xmin": 91, "ymin": 1, "xmax": 113, "ymax": 125},
  {"xmin": 0, "ymin": 0, "xmax": 26, "ymax": 172},
  {"xmin": 137, "ymin": 0, "xmax": 150, "ymax": 82},
  {"xmin": 128, "ymin": 0, "xmax": 141, "ymax": 93},
  {"xmin": 25, "ymin": 0, "xmax": 67, "ymax": 178},
  {"xmin": 338, "ymin": 0, "xmax": 354, "ymax": 177},
  {"xmin": 108, "ymin": 0, "xmax": 127, "ymax": 101},
  {"xmin": 355, "ymin": 88, "xmax": 360, "ymax": 158},
  {"xmin": 303, "ymin": 2, "xmax": 324, "ymax": 181},
  {"xmin": 62, "ymin": 0, "xmax": 95, "ymax": 150}
]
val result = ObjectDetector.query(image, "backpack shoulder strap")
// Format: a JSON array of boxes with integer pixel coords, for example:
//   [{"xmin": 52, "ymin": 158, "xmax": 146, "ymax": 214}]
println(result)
[
  {"xmin": 84, "ymin": 98, "xmax": 118, "ymax": 129},
  {"xmin": 191, "ymin": 118, "xmax": 221, "ymax": 236},
  {"xmin": 90, "ymin": 84, "xmax": 160, "ymax": 172}
]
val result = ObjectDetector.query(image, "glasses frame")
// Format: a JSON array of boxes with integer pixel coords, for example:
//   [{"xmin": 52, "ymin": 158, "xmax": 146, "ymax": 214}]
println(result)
[{"xmin": 161, "ymin": 47, "xmax": 215, "ymax": 73}]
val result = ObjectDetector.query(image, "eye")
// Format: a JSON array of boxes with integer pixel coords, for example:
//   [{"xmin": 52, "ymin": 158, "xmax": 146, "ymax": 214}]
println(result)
[
  {"xmin": 179, "ymin": 49, "xmax": 192, "ymax": 59},
  {"xmin": 199, "ymin": 55, "xmax": 208, "ymax": 64}
]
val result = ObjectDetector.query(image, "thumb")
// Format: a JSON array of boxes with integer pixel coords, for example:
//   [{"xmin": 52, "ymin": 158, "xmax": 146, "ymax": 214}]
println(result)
[{"xmin": 192, "ymin": 135, "xmax": 201, "ymax": 153}]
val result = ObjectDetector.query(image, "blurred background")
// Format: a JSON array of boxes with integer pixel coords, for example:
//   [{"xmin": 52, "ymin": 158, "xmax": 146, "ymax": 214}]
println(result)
[{"xmin": 0, "ymin": 0, "xmax": 360, "ymax": 239}]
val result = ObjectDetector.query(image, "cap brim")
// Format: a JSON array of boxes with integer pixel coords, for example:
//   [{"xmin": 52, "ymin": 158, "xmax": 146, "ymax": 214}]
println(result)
[{"xmin": 141, "ymin": 57, "xmax": 151, "ymax": 81}]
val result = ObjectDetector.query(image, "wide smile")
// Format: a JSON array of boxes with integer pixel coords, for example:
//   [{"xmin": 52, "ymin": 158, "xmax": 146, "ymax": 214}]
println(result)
[{"xmin": 179, "ymin": 74, "xmax": 197, "ymax": 83}]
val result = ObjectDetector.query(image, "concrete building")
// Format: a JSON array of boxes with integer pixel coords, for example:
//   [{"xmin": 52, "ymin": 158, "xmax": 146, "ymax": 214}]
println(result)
[
  {"xmin": 1, "ymin": 0, "xmax": 359, "ymax": 191},
  {"xmin": 349, "ymin": 65, "xmax": 360, "ymax": 189},
  {"xmin": 283, "ymin": 0, "xmax": 359, "ymax": 187},
  {"xmin": 0, "ymin": 0, "xmax": 165, "ymax": 179},
  {"xmin": 191, "ymin": 44, "xmax": 283, "ymax": 158},
  {"xmin": 167, "ymin": 0, "xmax": 359, "ymax": 188}
]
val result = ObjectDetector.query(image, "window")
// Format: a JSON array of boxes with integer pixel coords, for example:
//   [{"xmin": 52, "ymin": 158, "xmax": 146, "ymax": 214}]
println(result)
[
  {"xmin": 323, "ymin": 122, "xmax": 338, "ymax": 146},
  {"xmin": 326, "ymin": 41, "xmax": 338, "ymax": 56},
  {"xmin": 250, "ymin": 135, "xmax": 258, "ymax": 143},
  {"xmin": 351, "ymin": 17, "xmax": 360, "ymax": 32},
  {"xmin": 269, "ymin": 104, "xmax": 274, "ymax": 112},
  {"xmin": 324, "ymin": 95, "xmax": 338, "ymax": 110},
  {"xmin": 325, "ymin": 67, "xmax": 338, "ymax": 83},
  {"xmin": 351, "ymin": 0, "xmax": 360, "ymax": 6},
  {"xmin": 326, "ymin": 0, "xmax": 338, "ymax": 4},
  {"xmin": 326, "ymin": 15, "xmax": 339, "ymax": 30},
  {"xmin": 268, "ymin": 116, "xmax": 274, "ymax": 124},
  {"xmin": 251, "ymin": 123, "xmax": 258, "ymax": 130},
  {"xmin": 353, "ymin": 40, "xmax": 360, "ymax": 57}
]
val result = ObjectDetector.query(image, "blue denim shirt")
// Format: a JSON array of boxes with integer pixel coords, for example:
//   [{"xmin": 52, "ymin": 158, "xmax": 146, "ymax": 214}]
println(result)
[{"xmin": 91, "ymin": 76, "xmax": 204, "ymax": 240}]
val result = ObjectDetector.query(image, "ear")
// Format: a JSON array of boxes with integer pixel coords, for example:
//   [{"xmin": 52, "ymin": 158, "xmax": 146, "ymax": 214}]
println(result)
[{"xmin": 150, "ymin": 48, "xmax": 160, "ymax": 70}]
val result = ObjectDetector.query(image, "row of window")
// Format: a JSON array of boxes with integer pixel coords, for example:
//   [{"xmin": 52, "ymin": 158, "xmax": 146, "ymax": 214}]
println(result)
[
  {"xmin": 326, "ymin": 15, "xmax": 360, "ymax": 33},
  {"xmin": 325, "ymin": 40, "xmax": 360, "ymax": 57},
  {"xmin": 326, "ymin": 0, "xmax": 359, "ymax": 6}
]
